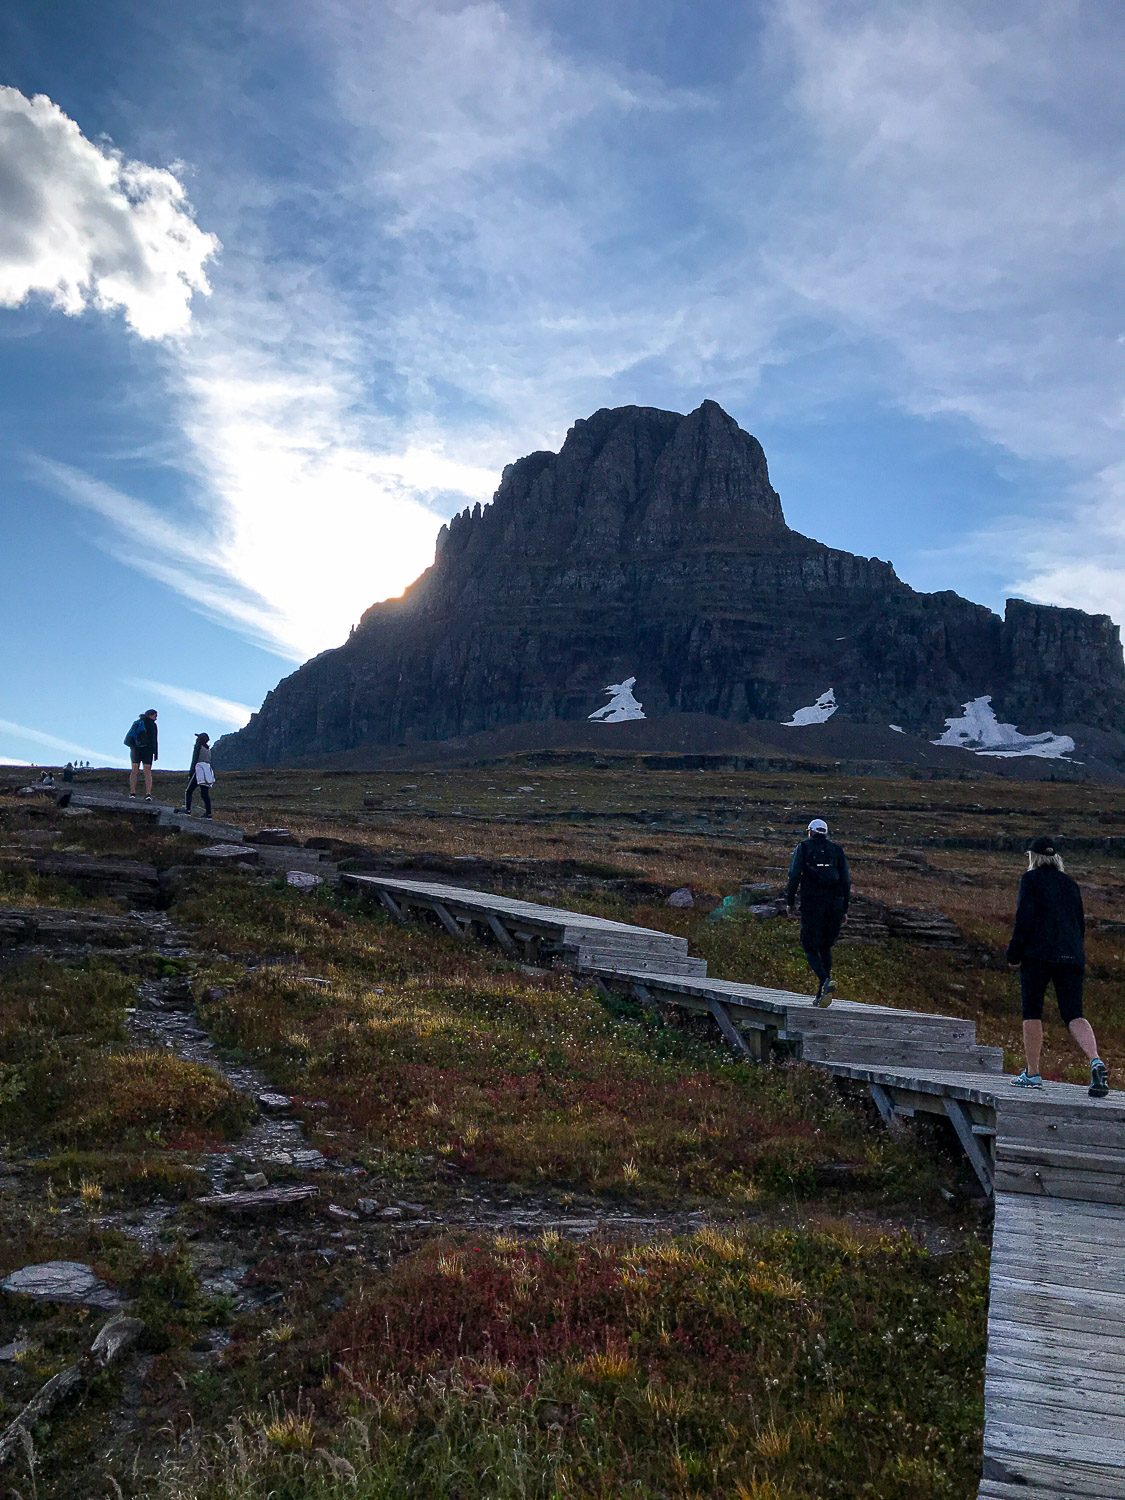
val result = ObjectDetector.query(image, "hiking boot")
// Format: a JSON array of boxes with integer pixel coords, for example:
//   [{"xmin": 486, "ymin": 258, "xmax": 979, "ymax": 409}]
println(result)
[
  {"xmin": 144, "ymin": 795, "xmax": 153, "ymax": 802},
  {"xmin": 1012, "ymin": 1069, "xmax": 1042, "ymax": 1089},
  {"xmin": 128, "ymin": 793, "xmax": 136, "ymax": 800},
  {"xmin": 815, "ymin": 978, "xmax": 836, "ymax": 1008},
  {"xmin": 202, "ymin": 813, "xmax": 213, "ymax": 820},
  {"xmin": 1089, "ymin": 1059, "xmax": 1109, "ymax": 1098}
]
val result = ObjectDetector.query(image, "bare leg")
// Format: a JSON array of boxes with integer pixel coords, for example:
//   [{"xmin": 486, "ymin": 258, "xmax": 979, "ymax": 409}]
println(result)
[
  {"xmin": 1068, "ymin": 1017, "xmax": 1099, "ymax": 1062},
  {"xmin": 143, "ymin": 764, "xmax": 153, "ymax": 796},
  {"xmin": 129, "ymin": 764, "xmax": 138, "ymax": 795},
  {"xmin": 1022, "ymin": 1020, "xmax": 1043, "ymax": 1075}
]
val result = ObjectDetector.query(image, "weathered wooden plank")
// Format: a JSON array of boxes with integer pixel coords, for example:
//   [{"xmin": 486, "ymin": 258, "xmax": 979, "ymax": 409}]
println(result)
[
  {"xmin": 985, "ymin": 1376, "xmax": 1125, "ymax": 1420},
  {"xmin": 986, "ymin": 1328, "xmax": 1125, "ymax": 1367},
  {"xmin": 980, "ymin": 1450, "xmax": 1125, "ymax": 1499},
  {"xmin": 995, "ymin": 1141, "xmax": 1125, "ymax": 1175},
  {"xmin": 985, "ymin": 1404, "xmax": 1125, "ymax": 1460},
  {"xmin": 993, "ymin": 1161, "xmax": 1125, "ymax": 1203},
  {"xmin": 987, "ymin": 1351, "xmax": 1125, "ymax": 1390}
]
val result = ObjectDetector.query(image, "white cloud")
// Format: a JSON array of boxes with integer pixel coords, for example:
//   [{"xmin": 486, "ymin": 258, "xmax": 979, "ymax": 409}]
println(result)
[
  {"xmin": 763, "ymin": 0, "xmax": 1125, "ymax": 620},
  {"xmin": 125, "ymin": 678, "xmax": 256, "ymax": 728},
  {"xmin": 0, "ymin": 757, "xmax": 32, "ymax": 767},
  {"xmin": 0, "ymin": 718, "xmax": 126, "ymax": 767},
  {"xmin": 27, "ymin": 0, "xmax": 1125, "ymax": 684},
  {"xmin": 0, "ymin": 86, "xmax": 218, "ymax": 338}
]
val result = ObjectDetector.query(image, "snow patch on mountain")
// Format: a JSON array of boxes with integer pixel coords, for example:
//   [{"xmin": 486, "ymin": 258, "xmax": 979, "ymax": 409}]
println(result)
[
  {"xmin": 933, "ymin": 696, "xmax": 1075, "ymax": 760},
  {"xmin": 889, "ymin": 724, "xmax": 905, "ymax": 734},
  {"xmin": 784, "ymin": 689, "xmax": 837, "ymax": 727},
  {"xmin": 589, "ymin": 677, "xmax": 646, "ymax": 723}
]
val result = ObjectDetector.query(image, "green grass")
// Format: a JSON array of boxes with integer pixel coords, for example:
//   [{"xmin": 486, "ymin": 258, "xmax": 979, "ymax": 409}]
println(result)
[
  {"xmin": 157, "ymin": 1224, "xmax": 988, "ymax": 1499},
  {"xmin": 178, "ymin": 876, "xmax": 942, "ymax": 1205},
  {"xmin": 0, "ymin": 957, "xmax": 250, "ymax": 1148}
]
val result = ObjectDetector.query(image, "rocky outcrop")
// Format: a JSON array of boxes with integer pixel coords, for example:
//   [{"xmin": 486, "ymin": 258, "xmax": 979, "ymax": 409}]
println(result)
[{"xmin": 217, "ymin": 401, "xmax": 1125, "ymax": 766}]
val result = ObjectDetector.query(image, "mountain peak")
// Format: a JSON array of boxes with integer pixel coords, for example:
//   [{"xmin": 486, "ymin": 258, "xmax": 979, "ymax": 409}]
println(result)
[{"xmin": 219, "ymin": 401, "xmax": 1125, "ymax": 766}]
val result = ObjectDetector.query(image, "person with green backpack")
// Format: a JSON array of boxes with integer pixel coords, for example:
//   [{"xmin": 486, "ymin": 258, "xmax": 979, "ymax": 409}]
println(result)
[{"xmin": 785, "ymin": 817, "xmax": 851, "ymax": 1006}]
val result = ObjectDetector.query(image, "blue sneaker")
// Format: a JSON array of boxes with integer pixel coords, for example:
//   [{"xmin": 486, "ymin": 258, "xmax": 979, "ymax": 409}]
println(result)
[
  {"xmin": 1089, "ymin": 1059, "xmax": 1109, "ymax": 1098},
  {"xmin": 1013, "ymin": 1069, "xmax": 1042, "ymax": 1088}
]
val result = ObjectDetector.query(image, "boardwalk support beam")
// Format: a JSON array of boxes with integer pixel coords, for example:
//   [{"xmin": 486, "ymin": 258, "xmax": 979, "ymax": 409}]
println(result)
[
  {"xmin": 431, "ymin": 902, "xmax": 467, "ymax": 941},
  {"xmin": 485, "ymin": 913, "xmax": 519, "ymax": 956},
  {"xmin": 943, "ymin": 1096, "xmax": 994, "ymax": 1197},
  {"xmin": 706, "ymin": 996, "xmax": 756, "ymax": 1061},
  {"xmin": 377, "ymin": 890, "xmax": 407, "ymax": 925},
  {"xmin": 869, "ymin": 1083, "xmax": 906, "ymax": 1134}
]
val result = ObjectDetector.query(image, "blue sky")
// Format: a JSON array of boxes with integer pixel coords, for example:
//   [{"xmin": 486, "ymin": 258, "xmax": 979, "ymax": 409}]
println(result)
[{"xmin": 1, "ymin": 0, "xmax": 1121, "ymax": 768}]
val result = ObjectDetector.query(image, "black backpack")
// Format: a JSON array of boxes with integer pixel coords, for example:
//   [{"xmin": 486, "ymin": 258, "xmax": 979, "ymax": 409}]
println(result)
[{"xmin": 804, "ymin": 840, "xmax": 841, "ymax": 890}]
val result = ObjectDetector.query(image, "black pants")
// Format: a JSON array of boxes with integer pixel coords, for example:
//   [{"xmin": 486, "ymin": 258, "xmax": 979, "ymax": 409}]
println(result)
[
  {"xmin": 185, "ymin": 773, "xmax": 211, "ymax": 816},
  {"xmin": 1020, "ymin": 961, "xmax": 1084, "ymax": 1026},
  {"xmin": 800, "ymin": 904, "xmax": 845, "ymax": 983}
]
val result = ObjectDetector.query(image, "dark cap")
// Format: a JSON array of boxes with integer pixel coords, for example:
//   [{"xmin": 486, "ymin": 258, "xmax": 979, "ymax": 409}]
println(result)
[{"xmin": 1028, "ymin": 835, "xmax": 1057, "ymax": 855}]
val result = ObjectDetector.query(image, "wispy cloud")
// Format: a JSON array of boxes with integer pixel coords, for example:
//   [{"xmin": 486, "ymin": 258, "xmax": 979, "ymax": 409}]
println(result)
[
  {"xmin": 0, "ymin": 86, "xmax": 218, "ymax": 338},
  {"xmin": 0, "ymin": 757, "xmax": 32, "ymax": 767},
  {"xmin": 20, "ymin": 0, "xmax": 1125, "ymax": 684},
  {"xmin": 0, "ymin": 718, "xmax": 126, "ymax": 767},
  {"xmin": 762, "ymin": 0, "xmax": 1125, "ymax": 619},
  {"xmin": 125, "ymin": 677, "xmax": 255, "ymax": 728}
]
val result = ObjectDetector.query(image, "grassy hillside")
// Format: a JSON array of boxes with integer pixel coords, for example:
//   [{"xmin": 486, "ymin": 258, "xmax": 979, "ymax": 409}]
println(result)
[{"xmin": 2, "ymin": 758, "xmax": 1119, "ymax": 1496}]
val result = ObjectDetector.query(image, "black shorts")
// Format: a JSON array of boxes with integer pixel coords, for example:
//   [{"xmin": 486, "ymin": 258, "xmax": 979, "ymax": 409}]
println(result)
[
  {"xmin": 1020, "ymin": 961, "xmax": 1084, "ymax": 1026},
  {"xmin": 130, "ymin": 754, "xmax": 153, "ymax": 767}
]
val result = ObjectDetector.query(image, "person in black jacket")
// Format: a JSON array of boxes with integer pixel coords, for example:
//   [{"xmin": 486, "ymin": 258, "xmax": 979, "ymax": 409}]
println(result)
[
  {"xmin": 786, "ymin": 818, "xmax": 850, "ymax": 1006},
  {"xmin": 183, "ymin": 733, "xmax": 213, "ymax": 819},
  {"xmin": 124, "ymin": 709, "xmax": 158, "ymax": 801},
  {"xmin": 1007, "ymin": 835, "xmax": 1109, "ymax": 1097}
]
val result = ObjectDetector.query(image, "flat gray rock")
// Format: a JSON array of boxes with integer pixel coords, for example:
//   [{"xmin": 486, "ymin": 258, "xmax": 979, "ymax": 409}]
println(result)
[
  {"xmin": 257, "ymin": 1092, "xmax": 292, "ymax": 1112},
  {"xmin": 195, "ymin": 844, "xmax": 259, "ymax": 864},
  {"xmin": 1, "ymin": 1261, "xmax": 122, "ymax": 1309}
]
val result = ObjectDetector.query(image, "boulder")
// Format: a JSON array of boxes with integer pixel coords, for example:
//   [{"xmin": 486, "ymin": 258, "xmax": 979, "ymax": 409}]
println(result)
[
  {"xmin": 666, "ymin": 887, "xmax": 694, "ymax": 908},
  {"xmin": 286, "ymin": 870, "xmax": 323, "ymax": 891},
  {"xmin": 247, "ymin": 828, "xmax": 297, "ymax": 846},
  {"xmin": 1, "ymin": 1261, "xmax": 122, "ymax": 1310}
]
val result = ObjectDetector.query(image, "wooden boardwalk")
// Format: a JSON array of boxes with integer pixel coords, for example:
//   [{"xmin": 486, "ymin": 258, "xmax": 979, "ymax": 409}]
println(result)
[{"xmin": 343, "ymin": 871, "xmax": 1125, "ymax": 1500}]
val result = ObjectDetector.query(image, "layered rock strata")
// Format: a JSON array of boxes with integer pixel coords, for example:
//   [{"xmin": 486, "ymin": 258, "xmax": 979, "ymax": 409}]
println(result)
[{"xmin": 218, "ymin": 401, "xmax": 1125, "ymax": 765}]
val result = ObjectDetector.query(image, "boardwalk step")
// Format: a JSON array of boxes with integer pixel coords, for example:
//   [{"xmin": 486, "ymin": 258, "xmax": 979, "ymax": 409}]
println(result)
[
  {"xmin": 993, "ymin": 1161, "xmax": 1125, "ymax": 1205},
  {"xmin": 799, "ymin": 1036, "xmax": 1003, "ymax": 1072},
  {"xmin": 995, "ymin": 1141, "xmax": 1125, "ymax": 1176}
]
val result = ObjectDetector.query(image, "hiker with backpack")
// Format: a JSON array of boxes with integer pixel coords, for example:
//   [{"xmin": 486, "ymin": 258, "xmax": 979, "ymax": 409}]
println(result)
[
  {"xmin": 183, "ymin": 732, "xmax": 215, "ymax": 819},
  {"xmin": 124, "ymin": 709, "xmax": 158, "ymax": 800},
  {"xmin": 1007, "ymin": 835, "xmax": 1109, "ymax": 1097},
  {"xmin": 786, "ymin": 818, "xmax": 851, "ymax": 1006}
]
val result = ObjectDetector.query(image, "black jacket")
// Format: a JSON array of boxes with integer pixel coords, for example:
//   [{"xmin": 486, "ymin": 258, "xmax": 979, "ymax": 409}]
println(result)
[
  {"xmin": 786, "ymin": 836, "xmax": 850, "ymax": 910},
  {"xmin": 1007, "ymin": 866, "xmax": 1085, "ymax": 966},
  {"xmin": 125, "ymin": 716, "xmax": 158, "ymax": 761}
]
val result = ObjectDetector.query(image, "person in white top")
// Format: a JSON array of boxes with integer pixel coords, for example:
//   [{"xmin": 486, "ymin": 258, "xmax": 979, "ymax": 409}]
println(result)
[{"xmin": 183, "ymin": 733, "xmax": 214, "ymax": 818}]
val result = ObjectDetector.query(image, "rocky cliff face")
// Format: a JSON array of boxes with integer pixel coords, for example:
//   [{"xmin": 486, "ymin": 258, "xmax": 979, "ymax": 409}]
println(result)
[{"xmin": 217, "ymin": 401, "xmax": 1125, "ymax": 766}]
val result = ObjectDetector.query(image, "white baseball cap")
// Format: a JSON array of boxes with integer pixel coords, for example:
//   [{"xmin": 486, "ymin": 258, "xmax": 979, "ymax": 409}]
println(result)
[{"xmin": 808, "ymin": 818, "xmax": 829, "ymax": 834}]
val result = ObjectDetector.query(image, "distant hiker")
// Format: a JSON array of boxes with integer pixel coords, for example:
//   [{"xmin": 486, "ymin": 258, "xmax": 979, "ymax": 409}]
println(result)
[
  {"xmin": 1007, "ymin": 836, "xmax": 1109, "ymax": 1097},
  {"xmin": 183, "ymin": 732, "xmax": 214, "ymax": 819},
  {"xmin": 62, "ymin": 762, "xmax": 74, "ymax": 783},
  {"xmin": 124, "ymin": 709, "xmax": 158, "ymax": 800},
  {"xmin": 786, "ymin": 818, "xmax": 851, "ymax": 1006}
]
